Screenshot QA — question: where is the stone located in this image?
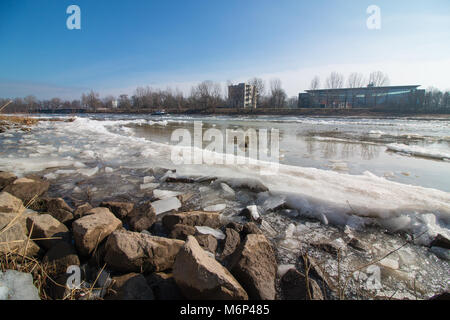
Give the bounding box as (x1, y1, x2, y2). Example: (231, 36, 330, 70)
(0, 172, 17, 190)
(0, 270, 40, 300)
(280, 268, 324, 300)
(0, 192, 24, 213)
(106, 273, 154, 300)
(163, 211, 221, 230)
(242, 222, 263, 236)
(127, 202, 156, 232)
(43, 242, 80, 274)
(72, 208, 122, 256)
(220, 228, 241, 261)
(0, 213, 40, 257)
(104, 230, 184, 273)
(430, 234, 450, 250)
(152, 197, 182, 215)
(226, 222, 243, 233)
(195, 234, 218, 253)
(173, 236, 248, 300)
(73, 203, 93, 219)
(430, 247, 450, 261)
(26, 214, 70, 250)
(46, 198, 74, 225)
(99, 201, 134, 220)
(230, 234, 277, 300)
(146, 272, 184, 300)
(3, 177, 49, 205)
(169, 224, 197, 240)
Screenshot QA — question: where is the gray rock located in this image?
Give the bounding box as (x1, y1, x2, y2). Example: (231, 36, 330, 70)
(280, 268, 324, 300)
(106, 273, 154, 300)
(0, 192, 24, 213)
(3, 177, 49, 205)
(0, 213, 40, 257)
(127, 201, 156, 232)
(26, 214, 70, 250)
(99, 201, 134, 220)
(163, 211, 221, 230)
(0, 172, 17, 191)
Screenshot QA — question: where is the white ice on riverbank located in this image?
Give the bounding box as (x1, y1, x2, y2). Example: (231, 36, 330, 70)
(0, 270, 40, 300)
(1, 116, 449, 245)
(387, 143, 450, 160)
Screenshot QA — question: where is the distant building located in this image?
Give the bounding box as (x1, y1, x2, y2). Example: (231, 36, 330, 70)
(111, 100, 118, 109)
(298, 85, 425, 109)
(228, 83, 258, 109)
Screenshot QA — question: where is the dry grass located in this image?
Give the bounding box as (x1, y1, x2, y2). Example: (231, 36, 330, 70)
(0, 115, 40, 125)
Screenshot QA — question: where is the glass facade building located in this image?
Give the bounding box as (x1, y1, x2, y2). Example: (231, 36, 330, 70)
(299, 85, 424, 109)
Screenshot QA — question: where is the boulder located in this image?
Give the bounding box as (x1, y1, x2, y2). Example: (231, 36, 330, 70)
(99, 201, 134, 220)
(146, 272, 184, 300)
(104, 230, 184, 273)
(43, 242, 80, 274)
(0, 192, 24, 213)
(3, 177, 49, 205)
(0, 213, 40, 257)
(220, 228, 241, 261)
(280, 268, 324, 300)
(195, 234, 218, 254)
(173, 236, 248, 300)
(46, 198, 74, 225)
(430, 234, 450, 250)
(230, 234, 277, 300)
(73, 203, 93, 219)
(127, 202, 156, 232)
(26, 214, 70, 250)
(105, 273, 154, 300)
(0, 172, 17, 190)
(242, 222, 263, 236)
(163, 211, 221, 230)
(72, 208, 122, 256)
(169, 224, 197, 241)
(225, 222, 243, 233)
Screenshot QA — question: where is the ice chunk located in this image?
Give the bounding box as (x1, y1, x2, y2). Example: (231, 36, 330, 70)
(152, 197, 182, 215)
(77, 167, 99, 177)
(143, 176, 155, 183)
(220, 183, 235, 199)
(153, 189, 183, 200)
(0, 270, 40, 300)
(378, 257, 399, 270)
(140, 183, 160, 190)
(277, 264, 296, 277)
(104, 167, 114, 173)
(204, 204, 226, 212)
(246, 205, 261, 222)
(195, 226, 226, 240)
(387, 143, 450, 160)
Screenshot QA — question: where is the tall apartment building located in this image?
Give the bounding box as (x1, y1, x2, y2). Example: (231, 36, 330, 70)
(228, 83, 258, 109)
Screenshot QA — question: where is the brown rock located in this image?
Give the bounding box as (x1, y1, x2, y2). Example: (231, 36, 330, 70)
(0, 192, 24, 213)
(225, 222, 243, 233)
(169, 224, 196, 240)
(127, 202, 156, 232)
(72, 208, 122, 256)
(146, 272, 184, 300)
(0, 212, 40, 256)
(73, 203, 93, 219)
(0, 172, 17, 190)
(280, 268, 324, 300)
(43, 242, 80, 274)
(162, 211, 221, 230)
(26, 214, 71, 250)
(104, 230, 184, 273)
(47, 198, 74, 225)
(3, 177, 49, 204)
(195, 234, 218, 253)
(430, 234, 450, 250)
(230, 234, 277, 300)
(106, 273, 154, 300)
(242, 222, 263, 236)
(100, 201, 134, 220)
(220, 228, 241, 261)
(173, 236, 248, 300)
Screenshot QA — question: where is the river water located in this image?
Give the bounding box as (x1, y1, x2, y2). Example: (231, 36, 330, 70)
(1, 113, 449, 299)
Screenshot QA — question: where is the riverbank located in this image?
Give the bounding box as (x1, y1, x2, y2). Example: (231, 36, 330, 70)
(0, 115, 449, 300)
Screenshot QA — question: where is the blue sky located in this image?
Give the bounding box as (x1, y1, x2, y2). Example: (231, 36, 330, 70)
(0, 0, 449, 99)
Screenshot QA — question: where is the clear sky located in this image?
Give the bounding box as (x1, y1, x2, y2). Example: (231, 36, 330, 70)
(0, 0, 449, 99)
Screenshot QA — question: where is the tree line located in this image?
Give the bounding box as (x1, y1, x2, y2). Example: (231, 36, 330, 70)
(1, 72, 448, 113)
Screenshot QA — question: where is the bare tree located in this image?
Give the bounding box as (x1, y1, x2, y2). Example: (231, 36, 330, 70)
(190, 80, 223, 111)
(310, 76, 320, 90)
(82, 90, 102, 111)
(269, 78, 287, 108)
(347, 73, 366, 88)
(368, 71, 390, 86)
(325, 72, 344, 89)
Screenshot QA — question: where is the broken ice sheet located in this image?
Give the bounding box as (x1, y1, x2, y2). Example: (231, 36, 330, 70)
(152, 189, 183, 200)
(195, 226, 226, 240)
(152, 197, 182, 215)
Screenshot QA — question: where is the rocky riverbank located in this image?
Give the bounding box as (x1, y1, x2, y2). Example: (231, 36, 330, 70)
(0, 167, 449, 301)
